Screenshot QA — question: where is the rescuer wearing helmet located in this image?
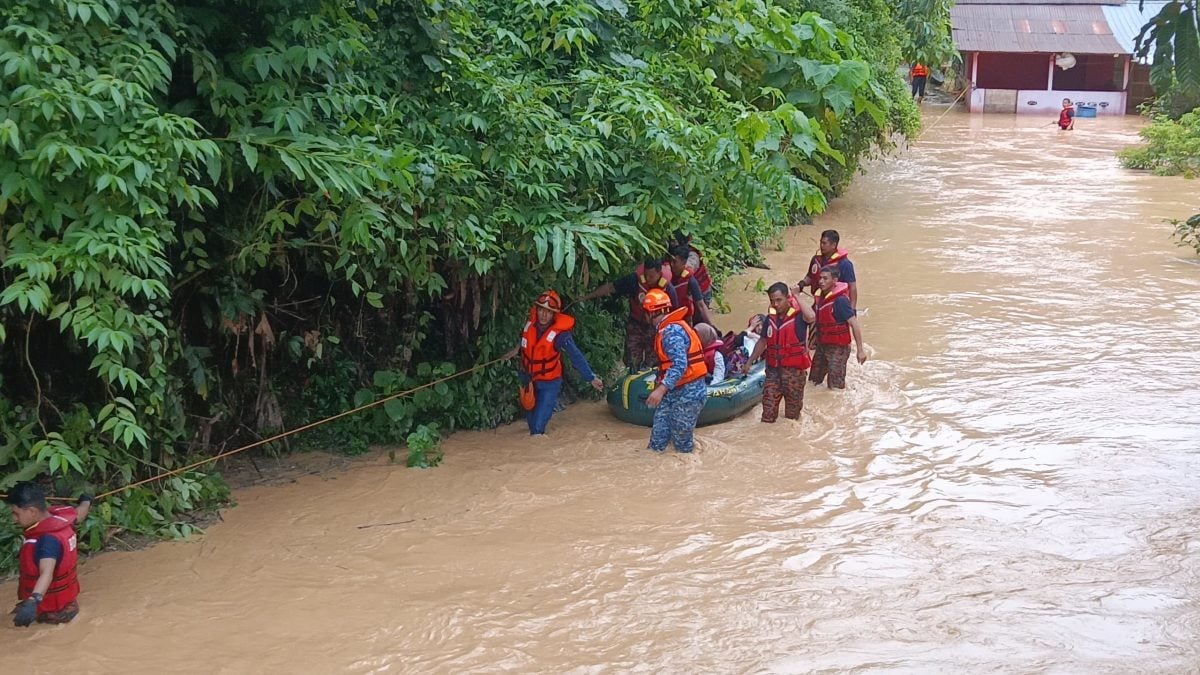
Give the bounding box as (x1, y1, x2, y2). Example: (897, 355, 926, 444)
(579, 258, 680, 370)
(504, 290, 603, 435)
(642, 288, 708, 453)
(6, 482, 92, 627)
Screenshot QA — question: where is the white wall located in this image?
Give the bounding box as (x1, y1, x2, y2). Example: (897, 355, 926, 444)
(969, 88, 1127, 115)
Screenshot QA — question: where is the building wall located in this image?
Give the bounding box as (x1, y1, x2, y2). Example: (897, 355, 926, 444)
(966, 51, 1133, 115)
(976, 52, 1050, 90)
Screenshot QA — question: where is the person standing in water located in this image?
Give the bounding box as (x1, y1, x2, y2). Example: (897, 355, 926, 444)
(667, 245, 715, 327)
(744, 283, 815, 423)
(810, 266, 868, 389)
(643, 289, 708, 453)
(580, 258, 679, 371)
(7, 482, 92, 627)
(803, 229, 857, 309)
(504, 290, 603, 435)
(1058, 98, 1075, 131)
(910, 62, 929, 103)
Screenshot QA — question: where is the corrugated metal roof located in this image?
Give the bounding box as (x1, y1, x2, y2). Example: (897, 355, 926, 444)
(952, 4, 1128, 54)
(1103, 1, 1170, 60)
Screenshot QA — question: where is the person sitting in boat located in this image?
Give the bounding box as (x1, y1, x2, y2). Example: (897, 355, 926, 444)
(693, 322, 726, 383)
(503, 290, 603, 435)
(7, 482, 92, 627)
(809, 266, 868, 389)
(667, 244, 715, 327)
(643, 289, 708, 453)
(669, 230, 714, 306)
(743, 282, 815, 423)
(579, 258, 679, 371)
(723, 313, 766, 375)
(802, 229, 857, 309)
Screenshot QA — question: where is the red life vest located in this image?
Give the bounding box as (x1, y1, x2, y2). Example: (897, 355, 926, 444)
(814, 282, 852, 346)
(18, 506, 80, 613)
(765, 297, 812, 368)
(702, 339, 724, 377)
(911, 63, 928, 78)
(688, 245, 713, 294)
(1058, 107, 1073, 130)
(521, 310, 576, 382)
(654, 307, 707, 388)
(629, 263, 673, 324)
(807, 247, 850, 289)
(670, 269, 696, 324)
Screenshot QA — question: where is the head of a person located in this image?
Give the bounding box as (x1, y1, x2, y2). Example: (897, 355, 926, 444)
(1062, 98, 1072, 108)
(6, 481, 48, 528)
(642, 288, 673, 327)
(533, 290, 562, 328)
(766, 281, 792, 315)
(642, 257, 665, 287)
(819, 229, 840, 256)
(693, 322, 718, 347)
(670, 229, 691, 248)
(668, 244, 690, 275)
(818, 264, 840, 292)
(747, 313, 766, 335)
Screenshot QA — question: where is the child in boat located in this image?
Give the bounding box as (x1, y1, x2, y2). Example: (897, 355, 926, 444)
(723, 314, 766, 374)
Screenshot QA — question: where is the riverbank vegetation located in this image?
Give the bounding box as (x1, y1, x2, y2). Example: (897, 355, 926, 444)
(0, 0, 925, 571)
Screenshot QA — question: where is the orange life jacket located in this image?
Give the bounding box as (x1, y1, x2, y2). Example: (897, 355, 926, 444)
(654, 307, 707, 388)
(911, 63, 928, 77)
(18, 506, 80, 613)
(521, 310, 576, 382)
(814, 282, 852, 346)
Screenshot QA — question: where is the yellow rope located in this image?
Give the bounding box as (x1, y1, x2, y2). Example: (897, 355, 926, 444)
(2, 357, 506, 503)
(916, 85, 970, 142)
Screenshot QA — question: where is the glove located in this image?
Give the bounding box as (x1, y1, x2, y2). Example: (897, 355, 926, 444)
(13, 598, 38, 627)
(78, 493, 94, 505)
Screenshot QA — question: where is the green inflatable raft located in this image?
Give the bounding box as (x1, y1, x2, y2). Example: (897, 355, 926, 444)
(606, 361, 766, 427)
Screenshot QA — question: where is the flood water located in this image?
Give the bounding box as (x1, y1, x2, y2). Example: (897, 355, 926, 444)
(4, 113, 1199, 673)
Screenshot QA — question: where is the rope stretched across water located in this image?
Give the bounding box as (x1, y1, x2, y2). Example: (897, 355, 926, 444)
(915, 85, 970, 142)
(3, 356, 507, 503)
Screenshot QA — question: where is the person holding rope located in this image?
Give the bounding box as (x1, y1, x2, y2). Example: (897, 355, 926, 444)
(504, 290, 603, 435)
(1058, 98, 1076, 131)
(642, 289, 708, 453)
(7, 482, 91, 626)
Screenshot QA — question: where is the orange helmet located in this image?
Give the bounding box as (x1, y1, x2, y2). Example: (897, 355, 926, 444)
(534, 289, 562, 312)
(641, 288, 672, 313)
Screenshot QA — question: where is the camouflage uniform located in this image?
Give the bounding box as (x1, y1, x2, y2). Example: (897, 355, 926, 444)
(648, 324, 708, 452)
(762, 365, 807, 422)
(809, 344, 851, 389)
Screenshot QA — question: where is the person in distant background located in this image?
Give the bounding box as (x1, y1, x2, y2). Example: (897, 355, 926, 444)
(1058, 98, 1075, 131)
(911, 62, 929, 103)
(7, 482, 92, 627)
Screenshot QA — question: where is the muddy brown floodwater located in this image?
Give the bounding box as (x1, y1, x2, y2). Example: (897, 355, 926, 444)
(4, 114, 1200, 673)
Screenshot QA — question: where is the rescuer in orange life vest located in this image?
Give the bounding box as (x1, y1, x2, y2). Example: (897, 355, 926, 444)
(6, 482, 92, 626)
(579, 258, 679, 370)
(910, 62, 929, 103)
(1058, 98, 1075, 131)
(743, 282, 816, 423)
(810, 265, 868, 389)
(643, 288, 708, 453)
(504, 290, 603, 435)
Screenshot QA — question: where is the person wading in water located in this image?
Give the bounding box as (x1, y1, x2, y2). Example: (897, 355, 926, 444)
(803, 229, 858, 309)
(580, 258, 679, 371)
(643, 289, 708, 453)
(744, 282, 816, 423)
(1058, 98, 1075, 131)
(666, 244, 715, 327)
(810, 266, 867, 389)
(7, 482, 92, 627)
(504, 290, 603, 435)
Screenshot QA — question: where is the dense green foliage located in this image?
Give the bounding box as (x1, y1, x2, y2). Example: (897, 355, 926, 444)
(1136, 0, 1200, 117)
(1120, 106, 1200, 254)
(0, 0, 918, 569)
